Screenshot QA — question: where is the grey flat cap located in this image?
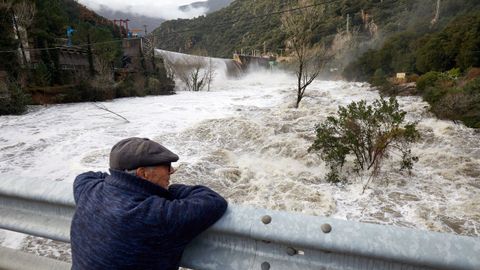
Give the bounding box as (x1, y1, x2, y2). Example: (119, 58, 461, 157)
(110, 137, 179, 170)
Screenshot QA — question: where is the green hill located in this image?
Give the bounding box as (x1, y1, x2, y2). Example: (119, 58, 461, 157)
(153, 0, 480, 63)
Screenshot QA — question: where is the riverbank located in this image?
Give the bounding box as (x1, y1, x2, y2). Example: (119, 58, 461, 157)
(371, 68, 480, 129)
(0, 73, 175, 116)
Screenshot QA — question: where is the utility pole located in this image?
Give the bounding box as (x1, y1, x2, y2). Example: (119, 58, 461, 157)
(143, 24, 148, 36)
(346, 14, 350, 34)
(86, 32, 95, 77)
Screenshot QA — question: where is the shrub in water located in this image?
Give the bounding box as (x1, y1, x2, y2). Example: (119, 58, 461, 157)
(309, 97, 420, 187)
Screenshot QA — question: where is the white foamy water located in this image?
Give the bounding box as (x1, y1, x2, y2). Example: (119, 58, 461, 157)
(1, 71, 479, 261)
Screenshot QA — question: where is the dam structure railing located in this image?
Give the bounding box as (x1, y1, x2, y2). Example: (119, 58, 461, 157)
(0, 178, 479, 270)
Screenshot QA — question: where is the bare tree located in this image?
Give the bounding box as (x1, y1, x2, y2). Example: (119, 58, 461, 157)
(13, 1, 35, 27)
(0, 0, 13, 9)
(176, 57, 209, 91)
(171, 54, 215, 91)
(92, 56, 114, 89)
(282, 0, 326, 108)
(8, 1, 35, 66)
(206, 58, 215, 91)
(161, 57, 177, 80)
(158, 48, 216, 92)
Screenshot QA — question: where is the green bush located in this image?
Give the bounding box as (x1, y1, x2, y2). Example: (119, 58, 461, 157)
(371, 68, 388, 87)
(416, 71, 442, 92)
(446, 68, 461, 80)
(417, 74, 480, 128)
(422, 85, 450, 104)
(115, 76, 136, 98)
(460, 78, 480, 128)
(145, 77, 161, 95)
(0, 82, 31, 115)
(309, 97, 420, 187)
(463, 77, 480, 95)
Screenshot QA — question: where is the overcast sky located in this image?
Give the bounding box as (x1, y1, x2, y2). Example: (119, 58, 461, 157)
(78, 0, 208, 19)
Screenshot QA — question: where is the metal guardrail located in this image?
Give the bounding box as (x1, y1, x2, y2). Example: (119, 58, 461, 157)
(0, 246, 70, 270)
(0, 178, 479, 270)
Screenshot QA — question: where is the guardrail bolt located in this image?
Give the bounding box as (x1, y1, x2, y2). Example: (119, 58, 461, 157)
(262, 215, 272, 224)
(286, 247, 297, 256)
(261, 262, 271, 270)
(321, 223, 332, 233)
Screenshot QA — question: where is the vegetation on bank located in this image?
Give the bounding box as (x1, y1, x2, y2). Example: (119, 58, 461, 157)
(154, 0, 459, 58)
(415, 69, 480, 128)
(0, 0, 174, 116)
(281, 0, 325, 108)
(0, 81, 31, 115)
(344, 10, 480, 128)
(154, 0, 480, 62)
(343, 11, 480, 81)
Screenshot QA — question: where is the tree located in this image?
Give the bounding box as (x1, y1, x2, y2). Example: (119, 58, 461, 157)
(309, 97, 420, 190)
(0, 80, 30, 115)
(176, 56, 211, 91)
(281, 0, 326, 108)
(0, 3, 19, 79)
(12, 0, 36, 66)
(415, 34, 453, 73)
(73, 23, 120, 81)
(166, 49, 215, 92)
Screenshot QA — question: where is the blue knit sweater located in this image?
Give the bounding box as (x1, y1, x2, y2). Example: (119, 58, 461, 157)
(71, 170, 228, 270)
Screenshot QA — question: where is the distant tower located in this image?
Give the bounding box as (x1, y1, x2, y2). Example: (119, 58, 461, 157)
(113, 19, 131, 38)
(124, 19, 130, 37)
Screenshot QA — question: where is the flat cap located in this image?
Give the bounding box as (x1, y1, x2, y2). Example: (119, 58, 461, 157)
(109, 137, 179, 170)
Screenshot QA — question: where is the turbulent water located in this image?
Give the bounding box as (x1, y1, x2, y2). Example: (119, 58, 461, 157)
(0, 70, 479, 261)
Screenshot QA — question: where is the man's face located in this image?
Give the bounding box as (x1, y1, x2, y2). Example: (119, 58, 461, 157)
(137, 164, 175, 189)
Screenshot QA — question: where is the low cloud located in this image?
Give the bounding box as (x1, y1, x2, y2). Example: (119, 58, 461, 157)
(78, 0, 208, 19)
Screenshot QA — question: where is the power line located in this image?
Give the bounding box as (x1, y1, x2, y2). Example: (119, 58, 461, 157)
(154, 0, 343, 37)
(0, 0, 343, 54)
(2, 0, 459, 63)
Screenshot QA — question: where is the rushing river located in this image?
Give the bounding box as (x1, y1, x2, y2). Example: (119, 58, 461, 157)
(0, 70, 479, 261)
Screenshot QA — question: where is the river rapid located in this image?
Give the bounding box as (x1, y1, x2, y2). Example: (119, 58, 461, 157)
(0, 70, 479, 260)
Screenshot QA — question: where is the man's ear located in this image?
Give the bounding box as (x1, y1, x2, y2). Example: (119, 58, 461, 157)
(136, 167, 145, 178)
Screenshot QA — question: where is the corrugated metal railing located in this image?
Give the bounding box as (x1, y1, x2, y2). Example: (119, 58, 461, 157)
(0, 178, 479, 270)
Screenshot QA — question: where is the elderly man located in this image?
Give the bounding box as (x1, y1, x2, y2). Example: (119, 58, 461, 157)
(71, 137, 228, 270)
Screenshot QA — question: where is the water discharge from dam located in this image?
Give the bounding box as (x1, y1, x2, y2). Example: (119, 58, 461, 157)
(0, 69, 479, 260)
(155, 49, 244, 80)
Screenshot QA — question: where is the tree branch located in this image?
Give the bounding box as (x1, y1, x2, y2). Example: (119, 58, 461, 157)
(93, 103, 130, 123)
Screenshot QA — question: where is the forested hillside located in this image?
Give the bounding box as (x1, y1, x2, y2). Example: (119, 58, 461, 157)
(154, 0, 480, 68)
